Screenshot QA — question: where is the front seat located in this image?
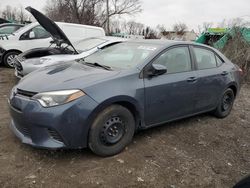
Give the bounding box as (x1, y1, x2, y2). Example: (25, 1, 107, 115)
(174, 53, 189, 72)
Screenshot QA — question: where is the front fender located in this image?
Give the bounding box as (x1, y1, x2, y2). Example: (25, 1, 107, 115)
(1, 49, 22, 62)
(86, 95, 145, 132)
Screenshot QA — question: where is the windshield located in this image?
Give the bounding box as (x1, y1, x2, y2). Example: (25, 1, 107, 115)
(74, 38, 107, 52)
(0, 26, 18, 34)
(84, 42, 159, 69)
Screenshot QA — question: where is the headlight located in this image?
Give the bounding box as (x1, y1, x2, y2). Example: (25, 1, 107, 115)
(26, 58, 50, 65)
(39, 58, 50, 64)
(32, 89, 85, 107)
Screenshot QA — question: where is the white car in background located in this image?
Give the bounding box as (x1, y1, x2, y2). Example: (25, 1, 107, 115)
(0, 6, 105, 67)
(14, 36, 127, 78)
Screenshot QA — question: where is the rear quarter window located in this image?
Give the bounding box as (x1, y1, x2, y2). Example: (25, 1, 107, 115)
(216, 55, 224, 66)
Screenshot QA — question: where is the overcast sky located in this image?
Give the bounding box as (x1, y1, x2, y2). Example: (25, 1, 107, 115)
(1, 0, 250, 31)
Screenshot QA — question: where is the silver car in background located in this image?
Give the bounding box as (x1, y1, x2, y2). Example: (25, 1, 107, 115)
(14, 36, 127, 78)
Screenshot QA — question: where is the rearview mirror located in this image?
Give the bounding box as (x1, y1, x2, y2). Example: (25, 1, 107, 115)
(29, 31, 35, 39)
(146, 64, 167, 77)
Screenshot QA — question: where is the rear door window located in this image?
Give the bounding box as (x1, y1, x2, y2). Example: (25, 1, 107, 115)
(216, 55, 224, 66)
(20, 26, 51, 40)
(32, 26, 51, 39)
(193, 47, 217, 70)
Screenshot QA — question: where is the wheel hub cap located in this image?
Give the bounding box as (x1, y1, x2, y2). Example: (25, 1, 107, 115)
(100, 117, 124, 145)
(7, 54, 17, 67)
(222, 93, 233, 111)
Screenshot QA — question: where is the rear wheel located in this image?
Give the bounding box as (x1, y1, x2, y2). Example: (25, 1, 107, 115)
(214, 88, 235, 118)
(3, 51, 20, 68)
(88, 105, 135, 156)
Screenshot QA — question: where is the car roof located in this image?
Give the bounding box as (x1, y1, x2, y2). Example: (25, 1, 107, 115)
(74, 36, 128, 44)
(91, 36, 128, 42)
(125, 39, 217, 50)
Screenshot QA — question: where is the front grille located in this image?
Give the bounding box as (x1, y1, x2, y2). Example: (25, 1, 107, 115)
(48, 129, 64, 143)
(16, 89, 37, 98)
(15, 123, 31, 137)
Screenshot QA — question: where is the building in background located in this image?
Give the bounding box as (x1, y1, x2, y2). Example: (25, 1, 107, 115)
(112, 33, 145, 39)
(160, 30, 197, 41)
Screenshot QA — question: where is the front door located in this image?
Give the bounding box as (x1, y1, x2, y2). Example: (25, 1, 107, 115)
(144, 46, 198, 126)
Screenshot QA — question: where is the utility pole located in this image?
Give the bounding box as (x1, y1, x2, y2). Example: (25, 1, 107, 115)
(106, 0, 110, 35)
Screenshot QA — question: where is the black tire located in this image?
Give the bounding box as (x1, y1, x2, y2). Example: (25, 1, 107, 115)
(214, 88, 235, 118)
(88, 105, 135, 156)
(3, 51, 20, 68)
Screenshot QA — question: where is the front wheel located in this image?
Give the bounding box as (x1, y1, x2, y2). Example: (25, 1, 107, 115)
(88, 105, 135, 156)
(214, 88, 235, 118)
(3, 51, 20, 68)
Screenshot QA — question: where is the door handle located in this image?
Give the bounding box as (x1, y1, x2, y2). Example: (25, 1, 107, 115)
(221, 71, 229, 76)
(187, 77, 197, 82)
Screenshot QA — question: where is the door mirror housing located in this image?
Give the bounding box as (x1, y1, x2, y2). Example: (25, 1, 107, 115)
(29, 31, 35, 39)
(146, 64, 167, 77)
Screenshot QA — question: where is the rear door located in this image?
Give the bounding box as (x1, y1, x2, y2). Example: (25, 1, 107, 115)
(191, 46, 226, 112)
(144, 45, 198, 126)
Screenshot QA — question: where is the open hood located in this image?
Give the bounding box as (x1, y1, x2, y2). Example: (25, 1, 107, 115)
(25, 6, 77, 53)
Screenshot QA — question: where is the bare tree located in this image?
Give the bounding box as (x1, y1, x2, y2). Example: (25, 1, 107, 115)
(109, 19, 122, 33)
(2, 5, 14, 20)
(198, 22, 213, 34)
(100, 0, 142, 26)
(173, 22, 188, 35)
(1, 5, 29, 23)
(110, 19, 145, 35)
(156, 24, 168, 36)
(144, 26, 158, 39)
(45, 0, 101, 25)
(125, 20, 144, 35)
(227, 18, 250, 28)
(45, 0, 142, 34)
(17, 6, 28, 23)
(217, 18, 250, 80)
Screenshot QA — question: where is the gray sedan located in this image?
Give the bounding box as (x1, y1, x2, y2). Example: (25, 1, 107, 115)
(9, 40, 242, 156)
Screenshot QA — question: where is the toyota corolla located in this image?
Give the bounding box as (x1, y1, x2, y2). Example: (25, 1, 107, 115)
(9, 40, 242, 156)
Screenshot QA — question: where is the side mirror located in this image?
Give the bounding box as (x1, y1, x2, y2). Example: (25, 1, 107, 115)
(146, 64, 167, 77)
(29, 31, 35, 39)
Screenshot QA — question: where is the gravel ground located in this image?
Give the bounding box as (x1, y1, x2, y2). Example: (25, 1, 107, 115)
(0, 67, 250, 188)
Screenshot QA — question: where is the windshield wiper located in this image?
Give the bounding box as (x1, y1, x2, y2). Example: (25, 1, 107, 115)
(83, 61, 112, 71)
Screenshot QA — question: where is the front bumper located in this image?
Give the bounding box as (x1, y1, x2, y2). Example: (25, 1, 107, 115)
(15, 63, 45, 78)
(14, 69, 23, 79)
(0, 47, 6, 63)
(13, 56, 25, 78)
(9, 92, 98, 149)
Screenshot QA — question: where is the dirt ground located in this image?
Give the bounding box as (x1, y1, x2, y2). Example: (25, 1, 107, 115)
(0, 67, 250, 188)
